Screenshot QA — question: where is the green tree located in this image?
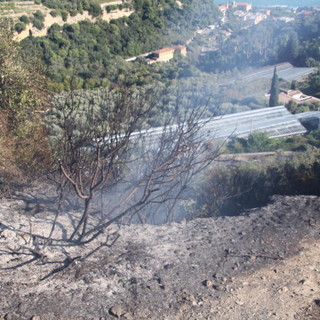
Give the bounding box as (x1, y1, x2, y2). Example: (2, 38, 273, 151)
(269, 66, 279, 107)
(285, 100, 298, 114)
(306, 69, 320, 98)
(14, 21, 26, 33)
(60, 10, 68, 21)
(88, 2, 102, 17)
(19, 15, 30, 24)
(0, 18, 50, 175)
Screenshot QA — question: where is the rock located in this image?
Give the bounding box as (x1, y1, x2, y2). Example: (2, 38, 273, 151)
(213, 285, 223, 291)
(109, 306, 125, 318)
(31, 317, 41, 320)
(236, 300, 244, 306)
(163, 263, 174, 270)
(202, 279, 212, 288)
(122, 313, 134, 320)
(182, 289, 191, 296)
(1, 229, 16, 240)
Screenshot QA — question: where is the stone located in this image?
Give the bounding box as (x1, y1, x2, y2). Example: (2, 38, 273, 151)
(213, 285, 223, 291)
(122, 313, 134, 320)
(31, 317, 41, 320)
(278, 286, 288, 293)
(1, 229, 16, 240)
(109, 306, 125, 318)
(202, 279, 212, 288)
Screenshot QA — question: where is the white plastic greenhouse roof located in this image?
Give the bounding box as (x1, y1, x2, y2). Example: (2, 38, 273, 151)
(201, 106, 307, 139)
(132, 106, 307, 149)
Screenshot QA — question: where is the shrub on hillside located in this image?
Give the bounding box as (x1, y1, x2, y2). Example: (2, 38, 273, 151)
(196, 148, 320, 217)
(50, 10, 57, 17)
(14, 21, 26, 33)
(19, 15, 30, 24)
(0, 18, 51, 188)
(60, 10, 68, 21)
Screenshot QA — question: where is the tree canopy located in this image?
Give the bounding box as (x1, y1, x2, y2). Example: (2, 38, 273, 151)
(269, 66, 279, 107)
(0, 18, 50, 177)
(20, 0, 219, 91)
(198, 12, 320, 73)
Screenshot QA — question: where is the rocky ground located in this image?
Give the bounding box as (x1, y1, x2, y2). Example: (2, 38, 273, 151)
(0, 188, 320, 319)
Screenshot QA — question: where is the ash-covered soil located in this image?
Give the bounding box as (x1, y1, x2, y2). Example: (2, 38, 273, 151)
(1, 192, 320, 320)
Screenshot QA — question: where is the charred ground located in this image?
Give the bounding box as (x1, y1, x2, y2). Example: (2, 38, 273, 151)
(1, 191, 320, 319)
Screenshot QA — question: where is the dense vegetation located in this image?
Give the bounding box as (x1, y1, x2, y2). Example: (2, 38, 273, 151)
(0, 19, 50, 192)
(40, 0, 102, 18)
(21, 0, 219, 91)
(189, 131, 320, 217)
(227, 130, 320, 154)
(199, 11, 320, 73)
(18, 5, 320, 92)
(197, 148, 320, 217)
(303, 68, 320, 98)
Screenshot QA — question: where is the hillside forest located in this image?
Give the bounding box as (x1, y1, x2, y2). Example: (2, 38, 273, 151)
(17, 2, 320, 92)
(21, 0, 220, 91)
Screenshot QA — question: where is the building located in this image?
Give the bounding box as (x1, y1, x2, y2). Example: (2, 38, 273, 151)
(279, 90, 320, 105)
(237, 2, 252, 12)
(277, 17, 295, 23)
(151, 47, 175, 62)
(150, 45, 187, 63)
(126, 45, 187, 64)
(246, 13, 265, 25)
(173, 45, 187, 56)
(218, 4, 228, 14)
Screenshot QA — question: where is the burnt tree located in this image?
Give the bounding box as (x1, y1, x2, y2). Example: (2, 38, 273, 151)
(47, 86, 222, 245)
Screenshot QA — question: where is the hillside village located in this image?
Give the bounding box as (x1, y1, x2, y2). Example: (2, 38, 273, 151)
(218, 2, 270, 25)
(218, 1, 320, 24)
(197, 2, 320, 55)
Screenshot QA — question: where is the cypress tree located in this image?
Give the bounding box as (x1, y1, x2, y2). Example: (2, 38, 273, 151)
(269, 66, 279, 107)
